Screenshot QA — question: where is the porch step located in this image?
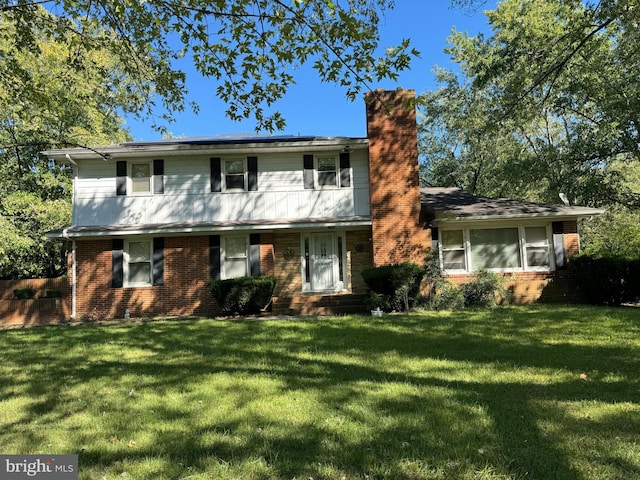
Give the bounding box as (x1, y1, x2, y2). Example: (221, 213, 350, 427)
(272, 293, 369, 316)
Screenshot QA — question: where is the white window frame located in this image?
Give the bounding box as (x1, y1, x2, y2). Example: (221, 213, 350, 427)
(522, 225, 554, 271)
(315, 155, 340, 189)
(301, 232, 347, 292)
(221, 235, 249, 279)
(439, 224, 555, 274)
(224, 158, 247, 191)
(124, 239, 153, 287)
(440, 229, 468, 273)
(128, 161, 153, 195)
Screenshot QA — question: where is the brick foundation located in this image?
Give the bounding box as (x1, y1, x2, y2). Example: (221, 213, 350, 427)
(446, 271, 580, 304)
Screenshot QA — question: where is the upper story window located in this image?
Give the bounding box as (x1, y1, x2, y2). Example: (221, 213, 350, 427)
(440, 225, 553, 273)
(225, 159, 246, 190)
(116, 159, 164, 196)
(211, 157, 258, 193)
(130, 163, 151, 194)
(316, 156, 338, 187)
(304, 152, 351, 190)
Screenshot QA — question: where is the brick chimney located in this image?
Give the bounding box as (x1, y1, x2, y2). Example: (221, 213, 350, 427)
(366, 88, 428, 267)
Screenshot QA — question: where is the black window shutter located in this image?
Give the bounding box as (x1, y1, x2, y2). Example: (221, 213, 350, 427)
(249, 233, 261, 277)
(153, 159, 164, 194)
(247, 156, 258, 191)
(112, 239, 124, 288)
(152, 237, 164, 286)
(552, 221, 566, 269)
(339, 152, 351, 187)
(209, 235, 221, 280)
(303, 154, 314, 189)
(210, 157, 222, 193)
(431, 227, 439, 249)
(116, 161, 127, 196)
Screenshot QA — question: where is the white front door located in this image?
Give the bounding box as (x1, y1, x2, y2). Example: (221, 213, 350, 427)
(311, 233, 336, 291)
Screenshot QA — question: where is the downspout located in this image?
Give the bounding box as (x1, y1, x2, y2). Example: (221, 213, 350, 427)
(64, 153, 78, 319)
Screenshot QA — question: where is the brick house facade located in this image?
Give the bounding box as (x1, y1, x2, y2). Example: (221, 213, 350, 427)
(11, 87, 601, 324)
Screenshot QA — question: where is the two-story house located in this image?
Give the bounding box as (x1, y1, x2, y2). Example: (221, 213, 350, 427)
(45, 88, 602, 319)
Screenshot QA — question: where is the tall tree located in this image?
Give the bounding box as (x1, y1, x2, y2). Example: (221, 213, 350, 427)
(0, 10, 134, 278)
(420, 0, 640, 209)
(1, 0, 419, 132)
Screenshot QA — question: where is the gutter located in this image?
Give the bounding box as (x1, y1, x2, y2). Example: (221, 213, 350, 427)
(431, 209, 605, 225)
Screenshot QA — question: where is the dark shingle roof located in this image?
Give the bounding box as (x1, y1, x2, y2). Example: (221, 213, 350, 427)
(421, 187, 604, 222)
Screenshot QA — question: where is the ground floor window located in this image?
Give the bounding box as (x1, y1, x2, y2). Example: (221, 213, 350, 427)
(301, 232, 346, 292)
(125, 240, 152, 286)
(222, 235, 249, 279)
(440, 225, 553, 273)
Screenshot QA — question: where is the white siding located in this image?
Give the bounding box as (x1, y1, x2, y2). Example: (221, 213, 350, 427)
(74, 150, 370, 226)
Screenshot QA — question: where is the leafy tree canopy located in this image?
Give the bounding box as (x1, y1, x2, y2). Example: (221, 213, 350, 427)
(1, 0, 419, 133)
(419, 0, 640, 210)
(0, 10, 133, 278)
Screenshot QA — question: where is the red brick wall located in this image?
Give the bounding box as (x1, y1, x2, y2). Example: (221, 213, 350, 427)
(75, 236, 218, 320)
(272, 232, 303, 297)
(0, 277, 72, 326)
(446, 271, 580, 304)
(563, 220, 580, 259)
(271, 230, 374, 297)
(366, 88, 429, 266)
(346, 230, 374, 294)
(260, 233, 275, 276)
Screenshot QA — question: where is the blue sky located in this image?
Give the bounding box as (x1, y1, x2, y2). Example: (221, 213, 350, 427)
(124, 1, 498, 141)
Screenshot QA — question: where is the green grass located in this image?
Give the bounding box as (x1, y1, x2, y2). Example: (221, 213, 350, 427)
(1, 305, 639, 479)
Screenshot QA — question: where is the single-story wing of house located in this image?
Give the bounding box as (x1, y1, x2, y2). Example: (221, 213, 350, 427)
(422, 187, 604, 302)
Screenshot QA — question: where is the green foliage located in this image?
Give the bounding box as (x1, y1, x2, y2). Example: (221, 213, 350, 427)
(43, 289, 63, 298)
(569, 256, 640, 306)
(361, 263, 425, 312)
(418, 0, 640, 210)
(580, 208, 640, 260)
(0, 192, 71, 279)
(3, 1, 418, 132)
(426, 280, 465, 311)
(461, 270, 506, 308)
(0, 12, 133, 278)
(207, 276, 277, 316)
(2, 307, 639, 480)
(364, 290, 391, 312)
(12, 288, 35, 299)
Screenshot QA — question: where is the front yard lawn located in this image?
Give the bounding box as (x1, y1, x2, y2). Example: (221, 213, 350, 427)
(1, 305, 639, 479)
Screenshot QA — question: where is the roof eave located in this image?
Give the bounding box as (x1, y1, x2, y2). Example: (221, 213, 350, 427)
(432, 209, 605, 225)
(43, 137, 369, 163)
(47, 217, 373, 239)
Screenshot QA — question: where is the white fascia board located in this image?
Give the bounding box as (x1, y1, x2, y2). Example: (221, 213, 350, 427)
(431, 209, 605, 227)
(48, 219, 373, 239)
(43, 138, 369, 164)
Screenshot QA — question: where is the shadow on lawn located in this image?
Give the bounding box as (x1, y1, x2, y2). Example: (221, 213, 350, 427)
(1, 310, 639, 479)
